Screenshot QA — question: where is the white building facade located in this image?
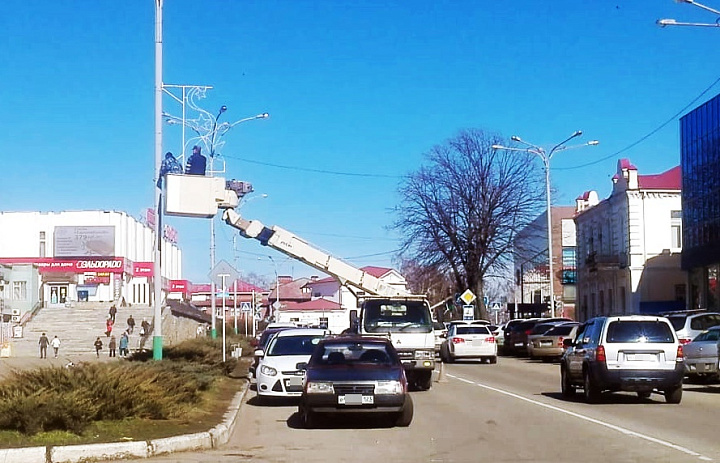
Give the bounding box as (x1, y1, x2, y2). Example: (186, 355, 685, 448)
(0, 210, 182, 316)
(575, 160, 685, 320)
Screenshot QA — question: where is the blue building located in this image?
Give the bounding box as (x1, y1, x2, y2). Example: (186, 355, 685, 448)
(680, 94, 720, 311)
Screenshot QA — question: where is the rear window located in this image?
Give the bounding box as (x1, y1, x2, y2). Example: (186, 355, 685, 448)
(530, 323, 556, 335)
(545, 324, 577, 336)
(605, 321, 675, 344)
(456, 326, 491, 335)
(693, 329, 720, 342)
(666, 316, 686, 331)
(691, 314, 720, 331)
(267, 335, 323, 356)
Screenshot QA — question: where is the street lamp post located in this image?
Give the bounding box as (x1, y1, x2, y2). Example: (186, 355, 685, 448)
(152, 0, 164, 360)
(260, 256, 280, 322)
(492, 132, 599, 317)
(658, 0, 720, 27)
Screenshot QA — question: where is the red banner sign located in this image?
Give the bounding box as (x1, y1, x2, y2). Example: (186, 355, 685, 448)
(132, 262, 154, 277)
(38, 258, 125, 274)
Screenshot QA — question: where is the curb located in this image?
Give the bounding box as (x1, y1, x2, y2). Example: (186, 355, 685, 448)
(0, 382, 249, 463)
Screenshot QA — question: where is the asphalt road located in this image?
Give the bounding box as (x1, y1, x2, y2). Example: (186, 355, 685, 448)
(109, 356, 720, 463)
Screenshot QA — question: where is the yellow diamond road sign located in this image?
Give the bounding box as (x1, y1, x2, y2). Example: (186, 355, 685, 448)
(459, 289, 476, 305)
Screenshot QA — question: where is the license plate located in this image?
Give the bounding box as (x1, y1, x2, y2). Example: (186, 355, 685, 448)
(626, 353, 656, 361)
(338, 394, 374, 405)
(285, 377, 302, 387)
(514, 343, 524, 347)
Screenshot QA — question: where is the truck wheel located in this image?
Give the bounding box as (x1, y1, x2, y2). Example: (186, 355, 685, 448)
(415, 370, 433, 390)
(395, 395, 414, 427)
(664, 385, 682, 404)
(488, 356, 497, 364)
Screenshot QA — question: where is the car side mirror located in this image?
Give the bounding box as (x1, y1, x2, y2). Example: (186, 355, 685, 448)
(296, 362, 308, 371)
(562, 339, 573, 348)
(254, 349, 265, 357)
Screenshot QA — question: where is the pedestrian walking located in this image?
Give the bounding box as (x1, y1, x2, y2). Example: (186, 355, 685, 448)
(94, 337, 103, 357)
(108, 304, 117, 322)
(105, 315, 114, 337)
(38, 332, 49, 359)
(50, 335, 61, 358)
(119, 331, 129, 356)
(108, 335, 117, 357)
(126, 314, 135, 334)
(140, 318, 150, 337)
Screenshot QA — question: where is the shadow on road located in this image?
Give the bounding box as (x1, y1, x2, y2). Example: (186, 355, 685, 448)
(286, 411, 396, 430)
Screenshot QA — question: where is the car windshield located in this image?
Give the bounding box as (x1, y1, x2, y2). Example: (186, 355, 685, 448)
(693, 329, 720, 342)
(267, 335, 323, 356)
(313, 341, 396, 365)
(363, 300, 432, 333)
(605, 321, 675, 344)
(456, 326, 490, 335)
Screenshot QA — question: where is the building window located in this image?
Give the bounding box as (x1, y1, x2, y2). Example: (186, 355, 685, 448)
(12, 281, 27, 301)
(671, 210, 682, 249)
(39, 231, 46, 257)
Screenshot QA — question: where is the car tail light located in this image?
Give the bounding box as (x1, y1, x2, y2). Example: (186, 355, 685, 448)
(452, 337, 465, 344)
(596, 345, 606, 363)
(525, 329, 532, 336)
(486, 336, 495, 343)
(678, 338, 692, 345)
(676, 345, 684, 361)
(557, 336, 564, 347)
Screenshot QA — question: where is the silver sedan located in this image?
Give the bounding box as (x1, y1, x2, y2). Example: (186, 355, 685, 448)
(684, 325, 720, 382)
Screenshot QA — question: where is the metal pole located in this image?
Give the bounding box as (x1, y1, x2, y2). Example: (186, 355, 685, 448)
(210, 219, 216, 338)
(220, 273, 228, 362)
(544, 157, 555, 318)
(251, 289, 256, 338)
(234, 279, 238, 335)
(152, 0, 164, 361)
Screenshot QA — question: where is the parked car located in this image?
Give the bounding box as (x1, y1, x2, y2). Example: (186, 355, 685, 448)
(495, 323, 507, 352)
(501, 319, 525, 355)
(529, 322, 579, 362)
(440, 322, 497, 364)
(249, 326, 294, 379)
(433, 321, 447, 354)
(662, 310, 720, 345)
(255, 328, 328, 402)
(560, 315, 684, 403)
(509, 318, 571, 356)
(683, 325, 720, 382)
(526, 321, 571, 358)
(298, 335, 413, 428)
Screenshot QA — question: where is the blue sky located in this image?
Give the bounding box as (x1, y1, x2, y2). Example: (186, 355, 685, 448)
(2, 0, 718, 285)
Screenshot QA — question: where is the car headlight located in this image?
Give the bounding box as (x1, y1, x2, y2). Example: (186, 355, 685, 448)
(375, 380, 403, 395)
(259, 365, 277, 376)
(414, 350, 434, 360)
(305, 381, 334, 394)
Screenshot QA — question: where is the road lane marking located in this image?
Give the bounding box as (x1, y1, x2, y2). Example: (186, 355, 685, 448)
(447, 373, 712, 461)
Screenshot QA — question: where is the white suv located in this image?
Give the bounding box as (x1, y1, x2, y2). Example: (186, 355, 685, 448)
(663, 310, 720, 345)
(560, 315, 684, 403)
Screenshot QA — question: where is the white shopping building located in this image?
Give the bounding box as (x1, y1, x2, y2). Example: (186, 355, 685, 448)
(0, 210, 182, 318)
(574, 159, 685, 320)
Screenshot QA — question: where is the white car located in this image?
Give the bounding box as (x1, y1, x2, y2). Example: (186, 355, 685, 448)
(440, 322, 497, 364)
(255, 328, 328, 402)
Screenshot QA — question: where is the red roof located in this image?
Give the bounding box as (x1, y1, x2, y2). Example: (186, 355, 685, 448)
(283, 298, 343, 311)
(576, 191, 592, 201)
(308, 266, 394, 285)
(638, 165, 681, 190)
(190, 280, 265, 293)
(618, 158, 637, 170)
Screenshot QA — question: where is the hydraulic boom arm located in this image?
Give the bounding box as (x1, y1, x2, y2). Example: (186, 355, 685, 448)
(222, 209, 409, 297)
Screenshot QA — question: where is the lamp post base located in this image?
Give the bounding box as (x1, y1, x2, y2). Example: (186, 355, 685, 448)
(153, 336, 163, 360)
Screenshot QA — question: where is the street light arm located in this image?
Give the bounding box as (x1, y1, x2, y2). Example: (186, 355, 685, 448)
(548, 131, 583, 159)
(679, 0, 720, 16)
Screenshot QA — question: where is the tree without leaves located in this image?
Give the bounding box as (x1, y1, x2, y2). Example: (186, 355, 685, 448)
(393, 129, 546, 320)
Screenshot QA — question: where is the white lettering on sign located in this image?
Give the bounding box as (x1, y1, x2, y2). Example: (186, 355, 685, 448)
(76, 260, 123, 270)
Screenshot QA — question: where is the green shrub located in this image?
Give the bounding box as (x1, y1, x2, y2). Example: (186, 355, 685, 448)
(0, 337, 240, 435)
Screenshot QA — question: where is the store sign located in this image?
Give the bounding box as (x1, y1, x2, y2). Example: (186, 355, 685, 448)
(83, 272, 111, 285)
(38, 258, 125, 274)
(132, 262, 154, 277)
(170, 280, 189, 292)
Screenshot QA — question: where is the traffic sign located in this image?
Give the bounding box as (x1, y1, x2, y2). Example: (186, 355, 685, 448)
(462, 304, 474, 320)
(240, 302, 252, 313)
(459, 289, 476, 305)
(490, 302, 502, 312)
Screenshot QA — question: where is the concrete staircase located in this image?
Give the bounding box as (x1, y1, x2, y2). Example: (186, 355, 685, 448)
(9, 302, 156, 358)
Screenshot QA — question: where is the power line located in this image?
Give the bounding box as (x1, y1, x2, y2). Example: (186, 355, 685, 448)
(224, 154, 403, 179)
(555, 75, 720, 171)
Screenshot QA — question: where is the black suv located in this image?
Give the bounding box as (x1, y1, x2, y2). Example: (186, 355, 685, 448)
(298, 335, 413, 428)
(560, 315, 684, 403)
